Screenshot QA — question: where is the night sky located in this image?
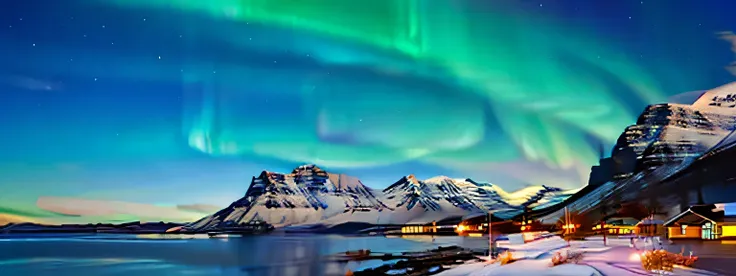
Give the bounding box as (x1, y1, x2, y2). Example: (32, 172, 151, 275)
(1, 0, 735, 223)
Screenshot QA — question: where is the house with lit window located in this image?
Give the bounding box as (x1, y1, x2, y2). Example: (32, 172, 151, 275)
(455, 213, 545, 236)
(398, 217, 462, 235)
(400, 224, 436, 234)
(663, 204, 736, 240)
(592, 217, 638, 235)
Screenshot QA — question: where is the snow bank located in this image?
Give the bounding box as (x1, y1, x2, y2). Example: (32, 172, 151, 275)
(441, 237, 720, 276)
(437, 259, 602, 276)
(499, 236, 569, 259)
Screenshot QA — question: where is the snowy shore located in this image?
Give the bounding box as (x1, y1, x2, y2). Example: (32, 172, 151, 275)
(437, 236, 720, 276)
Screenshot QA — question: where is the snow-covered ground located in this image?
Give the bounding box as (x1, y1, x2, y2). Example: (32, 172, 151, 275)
(438, 236, 720, 276)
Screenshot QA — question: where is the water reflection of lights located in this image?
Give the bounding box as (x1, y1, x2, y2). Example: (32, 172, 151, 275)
(135, 234, 211, 239)
(398, 235, 435, 243)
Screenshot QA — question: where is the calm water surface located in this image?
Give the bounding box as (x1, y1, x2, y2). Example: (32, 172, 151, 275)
(0, 234, 488, 276)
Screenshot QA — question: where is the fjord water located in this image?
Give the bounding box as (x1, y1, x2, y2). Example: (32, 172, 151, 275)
(0, 234, 487, 276)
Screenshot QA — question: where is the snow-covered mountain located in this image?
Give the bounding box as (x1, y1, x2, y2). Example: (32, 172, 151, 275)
(383, 175, 564, 212)
(185, 165, 574, 231)
(612, 82, 736, 174)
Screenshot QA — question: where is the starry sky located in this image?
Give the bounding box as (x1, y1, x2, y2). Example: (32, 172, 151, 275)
(1, 0, 735, 224)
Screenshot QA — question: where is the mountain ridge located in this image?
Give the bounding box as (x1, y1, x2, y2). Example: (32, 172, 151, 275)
(184, 165, 574, 231)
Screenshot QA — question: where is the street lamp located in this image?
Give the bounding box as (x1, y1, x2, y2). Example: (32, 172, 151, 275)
(487, 210, 500, 261)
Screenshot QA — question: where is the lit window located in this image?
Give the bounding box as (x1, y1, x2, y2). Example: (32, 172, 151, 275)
(681, 225, 687, 235)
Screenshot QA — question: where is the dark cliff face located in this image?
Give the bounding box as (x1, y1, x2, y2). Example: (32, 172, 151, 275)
(614, 104, 716, 157)
(611, 103, 735, 177)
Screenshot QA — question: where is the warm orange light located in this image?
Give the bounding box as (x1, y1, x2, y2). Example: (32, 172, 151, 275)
(562, 224, 577, 229)
(456, 225, 465, 232)
(723, 226, 736, 237)
(520, 226, 526, 231)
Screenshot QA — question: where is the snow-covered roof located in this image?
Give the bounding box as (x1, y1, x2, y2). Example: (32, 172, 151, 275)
(663, 208, 717, 227)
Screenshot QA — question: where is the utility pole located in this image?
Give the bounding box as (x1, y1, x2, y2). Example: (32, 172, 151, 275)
(602, 221, 607, 246)
(562, 206, 570, 237)
(488, 211, 493, 261)
(562, 206, 570, 246)
(562, 206, 574, 246)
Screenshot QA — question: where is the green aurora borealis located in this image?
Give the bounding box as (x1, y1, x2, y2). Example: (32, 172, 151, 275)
(1, 0, 735, 223)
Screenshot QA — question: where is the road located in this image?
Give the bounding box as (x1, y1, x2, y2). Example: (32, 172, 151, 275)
(663, 240, 736, 275)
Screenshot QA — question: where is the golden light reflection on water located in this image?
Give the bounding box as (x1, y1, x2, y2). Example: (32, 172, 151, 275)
(134, 234, 210, 239)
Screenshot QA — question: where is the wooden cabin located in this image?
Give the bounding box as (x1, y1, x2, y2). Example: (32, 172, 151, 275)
(663, 204, 736, 240)
(664, 207, 721, 240)
(661, 204, 736, 240)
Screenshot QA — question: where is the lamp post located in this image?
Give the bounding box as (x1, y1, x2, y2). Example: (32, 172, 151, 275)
(487, 210, 500, 261)
(564, 206, 570, 246)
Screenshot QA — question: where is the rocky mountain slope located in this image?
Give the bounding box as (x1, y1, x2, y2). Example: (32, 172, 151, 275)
(185, 165, 574, 231)
(612, 82, 736, 174)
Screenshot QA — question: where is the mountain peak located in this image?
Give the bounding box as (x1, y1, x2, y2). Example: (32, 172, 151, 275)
(423, 175, 456, 184)
(291, 164, 325, 174)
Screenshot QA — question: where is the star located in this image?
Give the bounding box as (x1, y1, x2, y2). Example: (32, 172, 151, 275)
(158, 56, 161, 60)
(102, 25, 106, 28)
(539, 3, 543, 7)
(94, 78, 98, 81)
(32, 43, 35, 47)
(143, 18, 147, 21)
(628, 16, 632, 19)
